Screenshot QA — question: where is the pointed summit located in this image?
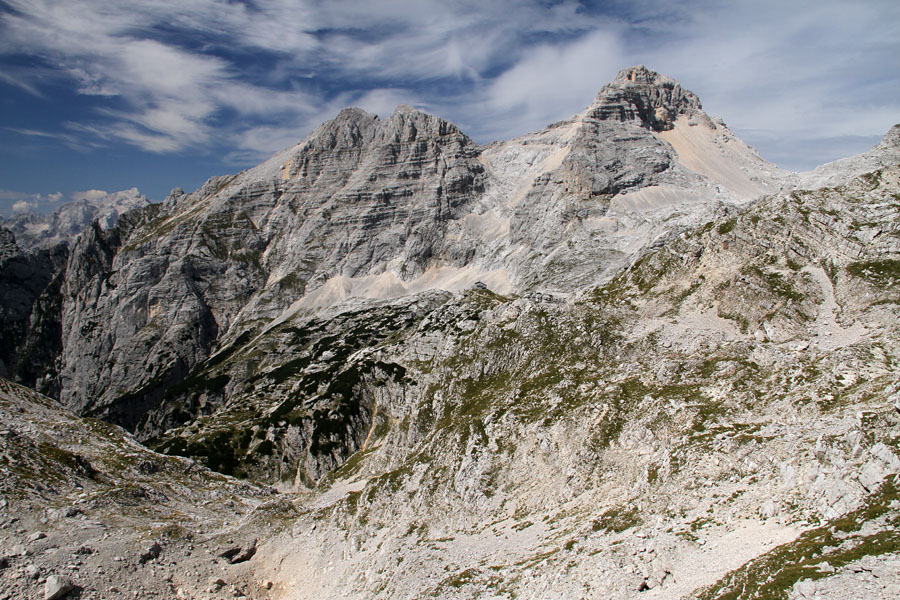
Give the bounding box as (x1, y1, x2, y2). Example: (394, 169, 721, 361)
(588, 65, 702, 131)
(309, 107, 380, 152)
(378, 104, 466, 143)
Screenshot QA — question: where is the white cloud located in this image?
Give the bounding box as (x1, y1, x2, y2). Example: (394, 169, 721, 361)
(0, 69, 43, 96)
(0, 190, 65, 217)
(472, 28, 626, 139)
(12, 200, 37, 214)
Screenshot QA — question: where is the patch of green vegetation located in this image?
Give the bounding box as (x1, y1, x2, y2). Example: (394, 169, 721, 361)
(589, 271, 631, 306)
(676, 529, 699, 542)
(37, 442, 97, 480)
(450, 372, 512, 420)
(205, 331, 252, 369)
(464, 287, 510, 309)
(821, 259, 838, 284)
(438, 568, 479, 591)
(120, 204, 201, 251)
(672, 279, 703, 307)
(165, 424, 253, 476)
(628, 251, 680, 294)
(745, 265, 806, 302)
(846, 259, 900, 287)
(717, 309, 750, 333)
(512, 520, 533, 532)
(212, 174, 238, 195)
(698, 356, 727, 378)
(689, 516, 715, 531)
(698, 475, 900, 600)
(164, 373, 230, 400)
(717, 219, 736, 235)
(592, 505, 641, 533)
(859, 169, 883, 187)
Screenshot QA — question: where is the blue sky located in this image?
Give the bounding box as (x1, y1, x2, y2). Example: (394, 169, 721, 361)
(1, 0, 898, 216)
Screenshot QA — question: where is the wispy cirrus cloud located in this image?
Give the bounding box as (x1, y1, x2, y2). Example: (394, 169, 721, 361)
(0, 0, 897, 174)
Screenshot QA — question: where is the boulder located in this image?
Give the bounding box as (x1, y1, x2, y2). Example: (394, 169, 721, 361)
(44, 574, 75, 600)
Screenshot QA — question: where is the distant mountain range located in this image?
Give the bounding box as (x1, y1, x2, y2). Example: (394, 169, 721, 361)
(1, 188, 149, 250)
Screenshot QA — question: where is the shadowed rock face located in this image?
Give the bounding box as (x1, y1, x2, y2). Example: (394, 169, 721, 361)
(0, 227, 68, 394)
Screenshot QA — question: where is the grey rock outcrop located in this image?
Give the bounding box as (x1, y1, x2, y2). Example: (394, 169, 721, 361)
(0, 377, 282, 599)
(0, 66, 854, 461)
(586, 64, 702, 130)
(798, 123, 900, 189)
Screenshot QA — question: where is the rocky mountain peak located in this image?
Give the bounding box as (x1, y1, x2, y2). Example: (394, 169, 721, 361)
(309, 107, 380, 152)
(282, 104, 473, 182)
(880, 123, 900, 148)
(588, 65, 702, 131)
(378, 103, 467, 143)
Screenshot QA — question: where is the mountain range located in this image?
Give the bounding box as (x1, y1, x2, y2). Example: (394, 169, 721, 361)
(1, 66, 899, 600)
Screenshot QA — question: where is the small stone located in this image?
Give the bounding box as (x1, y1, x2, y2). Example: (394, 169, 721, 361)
(815, 561, 835, 574)
(44, 574, 75, 600)
(139, 541, 162, 564)
(208, 577, 226, 590)
(220, 539, 257, 564)
(24, 564, 41, 579)
(794, 578, 817, 598)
